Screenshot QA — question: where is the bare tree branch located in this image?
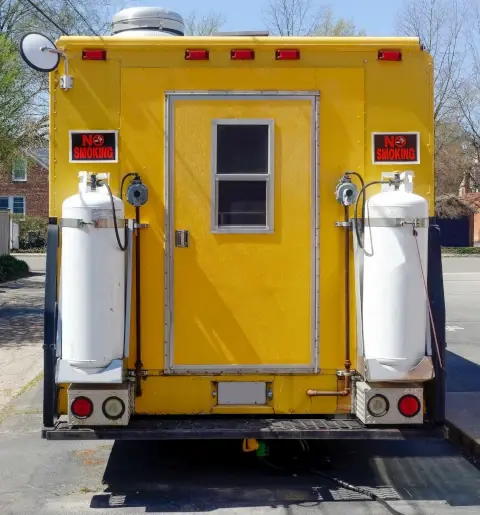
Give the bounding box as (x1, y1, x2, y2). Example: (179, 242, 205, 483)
(263, 0, 363, 36)
(184, 10, 226, 36)
(396, 0, 468, 123)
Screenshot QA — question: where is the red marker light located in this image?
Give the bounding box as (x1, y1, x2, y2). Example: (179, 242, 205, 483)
(185, 49, 209, 60)
(398, 394, 421, 418)
(71, 396, 94, 419)
(276, 49, 300, 60)
(378, 50, 402, 61)
(82, 49, 107, 61)
(231, 49, 255, 60)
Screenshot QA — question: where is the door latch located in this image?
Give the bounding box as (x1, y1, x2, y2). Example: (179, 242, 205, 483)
(175, 230, 189, 248)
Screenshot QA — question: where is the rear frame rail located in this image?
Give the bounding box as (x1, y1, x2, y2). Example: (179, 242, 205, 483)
(43, 417, 444, 441)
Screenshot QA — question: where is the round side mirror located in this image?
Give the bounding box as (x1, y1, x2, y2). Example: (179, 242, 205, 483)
(20, 32, 60, 72)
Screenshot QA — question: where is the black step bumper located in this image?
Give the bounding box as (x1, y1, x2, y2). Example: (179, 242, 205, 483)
(42, 417, 444, 441)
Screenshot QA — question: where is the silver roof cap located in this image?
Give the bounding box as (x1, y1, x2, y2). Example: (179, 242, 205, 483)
(112, 7, 184, 36)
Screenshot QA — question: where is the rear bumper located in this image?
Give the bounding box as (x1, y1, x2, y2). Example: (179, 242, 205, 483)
(42, 416, 444, 441)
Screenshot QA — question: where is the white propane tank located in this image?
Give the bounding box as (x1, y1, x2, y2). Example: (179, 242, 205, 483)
(362, 173, 429, 373)
(111, 7, 185, 37)
(60, 173, 125, 374)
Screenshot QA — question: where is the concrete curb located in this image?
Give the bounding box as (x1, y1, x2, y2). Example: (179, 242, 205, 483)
(441, 254, 480, 258)
(444, 420, 480, 462)
(11, 253, 46, 257)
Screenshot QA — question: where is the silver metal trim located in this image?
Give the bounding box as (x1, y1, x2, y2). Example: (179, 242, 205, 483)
(364, 217, 429, 228)
(124, 220, 134, 358)
(211, 118, 274, 234)
(352, 219, 365, 359)
(60, 217, 126, 229)
(312, 93, 320, 373)
(164, 92, 173, 371)
(55, 359, 124, 384)
(358, 355, 435, 382)
(164, 91, 320, 375)
(165, 90, 321, 97)
(168, 364, 316, 375)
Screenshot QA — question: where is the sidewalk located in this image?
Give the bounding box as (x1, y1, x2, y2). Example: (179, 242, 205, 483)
(442, 263, 480, 457)
(0, 275, 44, 414)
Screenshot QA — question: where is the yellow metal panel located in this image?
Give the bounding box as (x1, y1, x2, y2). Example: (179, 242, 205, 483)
(49, 58, 121, 216)
(59, 35, 422, 51)
(273, 375, 339, 414)
(364, 51, 434, 210)
(135, 376, 214, 415)
(133, 374, 342, 415)
(120, 69, 166, 370)
(172, 98, 313, 369)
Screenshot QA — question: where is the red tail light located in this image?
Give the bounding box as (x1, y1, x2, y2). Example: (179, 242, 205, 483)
(231, 49, 255, 60)
(275, 49, 300, 60)
(82, 49, 107, 61)
(378, 50, 402, 61)
(398, 394, 421, 418)
(185, 49, 209, 61)
(71, 396, 93, 419)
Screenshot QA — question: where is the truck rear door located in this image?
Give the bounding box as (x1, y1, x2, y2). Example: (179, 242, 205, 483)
(165, 93, 319, 374)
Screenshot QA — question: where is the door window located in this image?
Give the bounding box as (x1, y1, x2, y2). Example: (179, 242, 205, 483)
(212, 120, 274, 233)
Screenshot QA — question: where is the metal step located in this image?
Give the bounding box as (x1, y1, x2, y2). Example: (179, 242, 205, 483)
(43, 417, 443, 441)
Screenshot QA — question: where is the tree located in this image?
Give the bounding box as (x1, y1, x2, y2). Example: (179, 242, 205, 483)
(395, 0, 468, 125)
(0, 0, 127, 158)
(184, 10, 226, 36)
(454, 1, 480, 166)
(0, 34, 45, 161)
(262, 0, 364, 36)
(396, 0, 476, 197)
(313, 6, 365, 37)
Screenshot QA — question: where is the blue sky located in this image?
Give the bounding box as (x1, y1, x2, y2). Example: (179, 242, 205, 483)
(133, 0, 406, 36)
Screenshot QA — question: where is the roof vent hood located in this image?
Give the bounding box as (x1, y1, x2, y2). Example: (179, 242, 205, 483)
(111, 7, 184, 37)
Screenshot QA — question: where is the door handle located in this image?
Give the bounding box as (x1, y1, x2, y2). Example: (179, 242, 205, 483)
(175, 230, 189, 248)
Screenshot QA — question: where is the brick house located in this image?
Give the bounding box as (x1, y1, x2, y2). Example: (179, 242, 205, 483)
(458, 192, 480, 245)
(0, 148, 49, 219)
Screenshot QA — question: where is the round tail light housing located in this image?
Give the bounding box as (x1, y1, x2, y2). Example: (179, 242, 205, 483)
(398, 394, 421, 418)
(71, 396, 93, 419)
(102, 396, 126, 420)
(367, 394, 389, 418)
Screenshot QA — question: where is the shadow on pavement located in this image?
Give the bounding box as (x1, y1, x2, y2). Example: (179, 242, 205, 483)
(0, 276, 44, 348)
(91, 438, 480, 511)
(446, 350, 480, 393)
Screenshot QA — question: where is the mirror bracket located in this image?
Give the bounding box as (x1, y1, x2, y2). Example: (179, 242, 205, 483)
(42, 47, 73, 91)
(60, 73, 73, 91)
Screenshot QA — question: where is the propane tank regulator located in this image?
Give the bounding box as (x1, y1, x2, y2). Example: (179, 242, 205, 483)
(335, 176, 359, 207)
(126, 177, 148, 207)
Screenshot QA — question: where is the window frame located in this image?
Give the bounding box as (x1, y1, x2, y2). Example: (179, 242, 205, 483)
(12, 196, 26, 216)
(12, 157, 28, 182)
(211, 119, 275, 234)
(0, 196, 26, 217)
(0, 197, 9, 211)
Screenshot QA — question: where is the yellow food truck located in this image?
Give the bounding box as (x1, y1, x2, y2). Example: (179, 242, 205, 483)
(19, 6, 446, 441)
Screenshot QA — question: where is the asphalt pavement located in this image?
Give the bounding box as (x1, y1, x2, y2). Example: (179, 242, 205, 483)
(0, 256, 480, 514)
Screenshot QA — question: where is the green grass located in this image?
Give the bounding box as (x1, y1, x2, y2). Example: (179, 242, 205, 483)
(441, 247, 480, 255)
(0, 254, 30, 283)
